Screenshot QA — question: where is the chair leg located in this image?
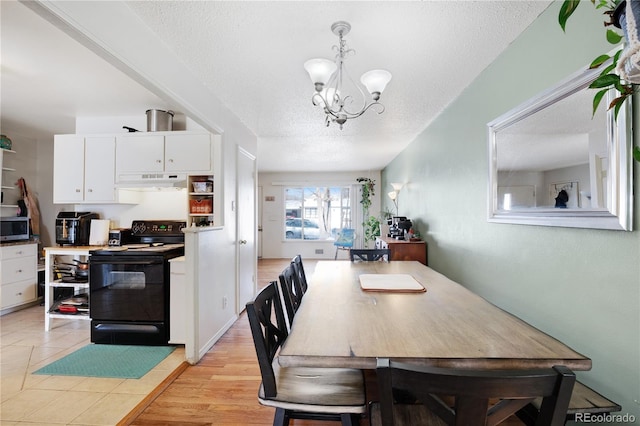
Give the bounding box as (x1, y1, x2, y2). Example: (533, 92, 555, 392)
(335, 247, 339, 260)
(339, 412, 359, 426)
(273, 407, 290, 426)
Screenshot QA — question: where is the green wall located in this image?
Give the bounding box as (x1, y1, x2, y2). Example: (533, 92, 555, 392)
(383, 2, 640, 424)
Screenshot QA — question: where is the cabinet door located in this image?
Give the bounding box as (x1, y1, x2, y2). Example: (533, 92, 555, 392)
(85, 137, 116, 202)
(116, 135, 164, 174)
(165, 133, 211, 172)
(53, 135, 85, 203)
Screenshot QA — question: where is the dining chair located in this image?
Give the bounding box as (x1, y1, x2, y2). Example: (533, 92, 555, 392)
(334, 228, 356, 259)
(370, 358, 575, 426)
(350, 248, 390, 262)
(246, 282, 366, 426)
(279, 264, 303, 332)
(291, 254, 308, 294)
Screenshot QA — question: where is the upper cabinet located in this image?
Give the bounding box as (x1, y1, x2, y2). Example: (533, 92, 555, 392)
(54, 135, 116, 203)
(53, 131, 221, 207)
(116, 132, 212, 179)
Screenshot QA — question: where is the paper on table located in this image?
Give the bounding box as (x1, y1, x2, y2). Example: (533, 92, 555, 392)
(359, 274, 426, 293)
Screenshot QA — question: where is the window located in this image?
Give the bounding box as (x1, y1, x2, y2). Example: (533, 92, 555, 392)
(284, 186, 352, 240)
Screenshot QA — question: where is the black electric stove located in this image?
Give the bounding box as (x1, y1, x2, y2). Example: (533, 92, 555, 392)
(89, 220, 186, 345)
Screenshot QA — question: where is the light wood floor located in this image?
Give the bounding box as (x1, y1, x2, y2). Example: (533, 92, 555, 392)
(127, 258, 524, 426)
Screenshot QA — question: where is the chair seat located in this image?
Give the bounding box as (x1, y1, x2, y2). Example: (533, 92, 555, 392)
(259, 361, 366, 414)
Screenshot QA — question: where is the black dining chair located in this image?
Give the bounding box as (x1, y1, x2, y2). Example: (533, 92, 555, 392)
(279, 264, 302, 331)
(291, 254, 308, 295)
(370, 358, 575, 426)
(246, 282, 366, 426)
(350, 248, 390, 262)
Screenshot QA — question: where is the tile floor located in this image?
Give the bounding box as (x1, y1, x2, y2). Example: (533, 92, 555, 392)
(0, 304, 184, 425)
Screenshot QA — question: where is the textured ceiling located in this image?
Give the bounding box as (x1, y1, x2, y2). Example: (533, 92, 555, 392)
(2, 1, 553, 172)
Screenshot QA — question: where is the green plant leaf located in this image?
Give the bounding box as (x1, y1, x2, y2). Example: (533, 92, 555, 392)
(559, 0, 581, 31)
(592, 89, 609, 116)
(590, 54, 611, 69)
(599, 62, 617, 76)
(589, 73, 620, 88)
(633, 146, 640, 163)
(606, 29, 623, 44)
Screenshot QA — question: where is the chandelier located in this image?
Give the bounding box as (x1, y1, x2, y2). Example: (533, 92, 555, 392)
(303, 21, 392, 129)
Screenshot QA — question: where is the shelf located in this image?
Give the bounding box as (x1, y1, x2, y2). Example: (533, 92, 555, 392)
(46, 313, 91, 320)
(49, 280, 89, 289)
(1, 149, 16, 154)
(0, 204, 19, 208)
(1, 185, 15, 189)
(2, 167, 16, 172)
(189, 192, 213, 196)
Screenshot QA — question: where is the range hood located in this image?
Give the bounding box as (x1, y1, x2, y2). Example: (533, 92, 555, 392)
(115, 173, 188, 188)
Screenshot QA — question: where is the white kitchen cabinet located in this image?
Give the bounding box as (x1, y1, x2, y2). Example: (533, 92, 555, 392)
(115, 131, 212, 180)
(0, 243, 38, 312)
(165, 133, 211, 172)
(53, 135, 116, 203)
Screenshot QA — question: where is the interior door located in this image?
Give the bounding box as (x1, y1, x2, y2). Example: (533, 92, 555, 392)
(236, 146, 257, 313)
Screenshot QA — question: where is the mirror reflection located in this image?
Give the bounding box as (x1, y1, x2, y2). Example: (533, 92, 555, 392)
(487, 62, 633, 230)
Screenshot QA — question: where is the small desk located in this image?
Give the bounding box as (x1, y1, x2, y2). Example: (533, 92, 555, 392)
(375, 236, 427, 265)
(278, 261, 591, 372)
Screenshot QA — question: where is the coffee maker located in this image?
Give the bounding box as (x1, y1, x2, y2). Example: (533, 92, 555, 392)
(388, 216, 413, 240)
(56, 212, 99, 246)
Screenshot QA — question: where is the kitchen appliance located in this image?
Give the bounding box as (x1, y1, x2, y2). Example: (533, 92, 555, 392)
(388, 216, 413, 240)
(108, 228, 133, 246)
(0, 216, 30, 242)
(89, 220, 186, 345)
(56, 212, 99, 246)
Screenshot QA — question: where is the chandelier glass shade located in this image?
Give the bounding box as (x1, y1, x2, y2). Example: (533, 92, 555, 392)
(303, 21, 392, 129)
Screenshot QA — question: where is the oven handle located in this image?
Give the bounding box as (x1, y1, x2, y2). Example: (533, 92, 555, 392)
(89, 258, 163, 266)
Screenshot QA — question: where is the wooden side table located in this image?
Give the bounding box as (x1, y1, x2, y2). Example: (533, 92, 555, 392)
(375, 236, 427, 265)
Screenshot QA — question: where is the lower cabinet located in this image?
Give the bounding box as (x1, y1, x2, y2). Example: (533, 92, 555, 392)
(375, 236, 428, 265)
(0, 243, 38, 312)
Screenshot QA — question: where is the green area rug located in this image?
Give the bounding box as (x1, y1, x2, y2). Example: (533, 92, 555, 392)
(33, 344, 176, 379)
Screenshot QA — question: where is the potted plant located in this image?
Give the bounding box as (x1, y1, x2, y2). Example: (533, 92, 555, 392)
(356, 177, 377, 247)
(559, 0, 639, 160)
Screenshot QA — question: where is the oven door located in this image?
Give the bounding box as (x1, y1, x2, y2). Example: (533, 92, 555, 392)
(89, 255, 167, 322)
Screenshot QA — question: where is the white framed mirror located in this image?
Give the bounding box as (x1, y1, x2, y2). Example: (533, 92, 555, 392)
(487, 61, 633, 231)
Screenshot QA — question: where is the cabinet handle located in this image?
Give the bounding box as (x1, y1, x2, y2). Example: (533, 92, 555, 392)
(168, 159, 174, 163)
(15, 250, 23, 255)
(75, 189, 81, 193)
(156, 159, 162, 163)
(16, 292, 22, 296)
(239, 239, 247, 245)
(87, 189, 93, 193)
(16, 269, 22, 273)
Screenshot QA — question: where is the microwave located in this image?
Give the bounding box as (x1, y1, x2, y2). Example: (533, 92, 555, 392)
(0, 217, 30, 242)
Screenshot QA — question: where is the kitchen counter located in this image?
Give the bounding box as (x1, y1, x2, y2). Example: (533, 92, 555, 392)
(0, 238, 39, 247)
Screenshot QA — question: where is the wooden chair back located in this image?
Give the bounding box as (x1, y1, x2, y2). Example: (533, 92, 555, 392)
(246, 281, 289, 398)
(291, 254, 308, 294)
(350, 248, 390, 262)
(279, 264, 303, 329)
(376, 358, 575, 426)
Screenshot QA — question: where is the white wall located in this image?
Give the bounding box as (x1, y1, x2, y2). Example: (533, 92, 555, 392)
(258, 171, 381, 259)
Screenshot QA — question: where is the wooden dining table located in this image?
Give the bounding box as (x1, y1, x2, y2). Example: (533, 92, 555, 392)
(278, 261, 591, 372)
